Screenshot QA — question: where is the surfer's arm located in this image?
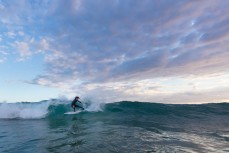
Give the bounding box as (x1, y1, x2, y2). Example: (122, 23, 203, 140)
(78, 103, 84, 110)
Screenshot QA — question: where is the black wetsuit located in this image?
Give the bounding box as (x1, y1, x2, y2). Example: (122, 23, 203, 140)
(71, 99, 84, 112)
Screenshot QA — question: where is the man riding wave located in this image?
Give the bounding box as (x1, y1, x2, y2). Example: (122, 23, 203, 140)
(71, 96, 84, 112)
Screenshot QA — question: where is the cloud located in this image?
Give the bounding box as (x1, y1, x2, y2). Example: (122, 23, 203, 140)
(39, 0, 229, 82)
(159, 87, 229, 104)
(15, 41, 32, 58)
(1, 0, 229, 102)
(0, 44, 8, 63)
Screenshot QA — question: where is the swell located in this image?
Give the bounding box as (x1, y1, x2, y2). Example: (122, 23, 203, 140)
(104, 101, 229, 116)
(0, 100, 228, 119)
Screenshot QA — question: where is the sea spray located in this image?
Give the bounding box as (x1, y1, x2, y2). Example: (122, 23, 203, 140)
(82, 98, 104, 112)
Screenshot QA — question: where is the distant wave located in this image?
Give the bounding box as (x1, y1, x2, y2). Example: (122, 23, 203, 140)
(0, 100, 228, 119)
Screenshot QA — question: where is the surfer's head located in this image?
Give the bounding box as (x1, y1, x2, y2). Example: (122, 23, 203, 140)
(75, 96, 80, 100)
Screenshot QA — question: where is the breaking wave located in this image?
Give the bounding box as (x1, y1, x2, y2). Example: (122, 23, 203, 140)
(0, 100, 228, 119)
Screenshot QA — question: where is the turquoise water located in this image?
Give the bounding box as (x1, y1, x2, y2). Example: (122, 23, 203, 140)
(0, 101, 229, 153)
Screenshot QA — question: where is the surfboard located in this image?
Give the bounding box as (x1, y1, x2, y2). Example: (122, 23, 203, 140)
(64, 110, 82, 115)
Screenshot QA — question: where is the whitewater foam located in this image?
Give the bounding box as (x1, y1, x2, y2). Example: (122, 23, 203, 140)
(0, 102, 50, 119)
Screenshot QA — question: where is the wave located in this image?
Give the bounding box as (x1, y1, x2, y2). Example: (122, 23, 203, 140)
(0, 99, 104, 119)
(0, 100, 228, 119)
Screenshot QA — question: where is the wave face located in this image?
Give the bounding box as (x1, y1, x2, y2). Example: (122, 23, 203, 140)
(0, 101, 228, 153)
(104, 101, 229, 117)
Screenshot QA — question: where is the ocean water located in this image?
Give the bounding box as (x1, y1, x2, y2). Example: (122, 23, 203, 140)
(0, 100, 228, 153)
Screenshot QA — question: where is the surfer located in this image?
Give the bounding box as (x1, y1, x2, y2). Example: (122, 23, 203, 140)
(71, 96, 84, 112)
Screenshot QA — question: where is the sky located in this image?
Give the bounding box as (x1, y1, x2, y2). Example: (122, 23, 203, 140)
(0, 0, 229, 103)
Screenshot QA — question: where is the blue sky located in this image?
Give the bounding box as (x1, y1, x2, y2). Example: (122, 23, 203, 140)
(0, 0, 229, 103)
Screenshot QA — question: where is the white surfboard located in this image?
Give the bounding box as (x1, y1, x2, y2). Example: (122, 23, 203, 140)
(64, 110, 82, 115)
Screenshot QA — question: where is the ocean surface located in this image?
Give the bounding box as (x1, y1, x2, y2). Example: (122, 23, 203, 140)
(0, 100, 228, 153)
